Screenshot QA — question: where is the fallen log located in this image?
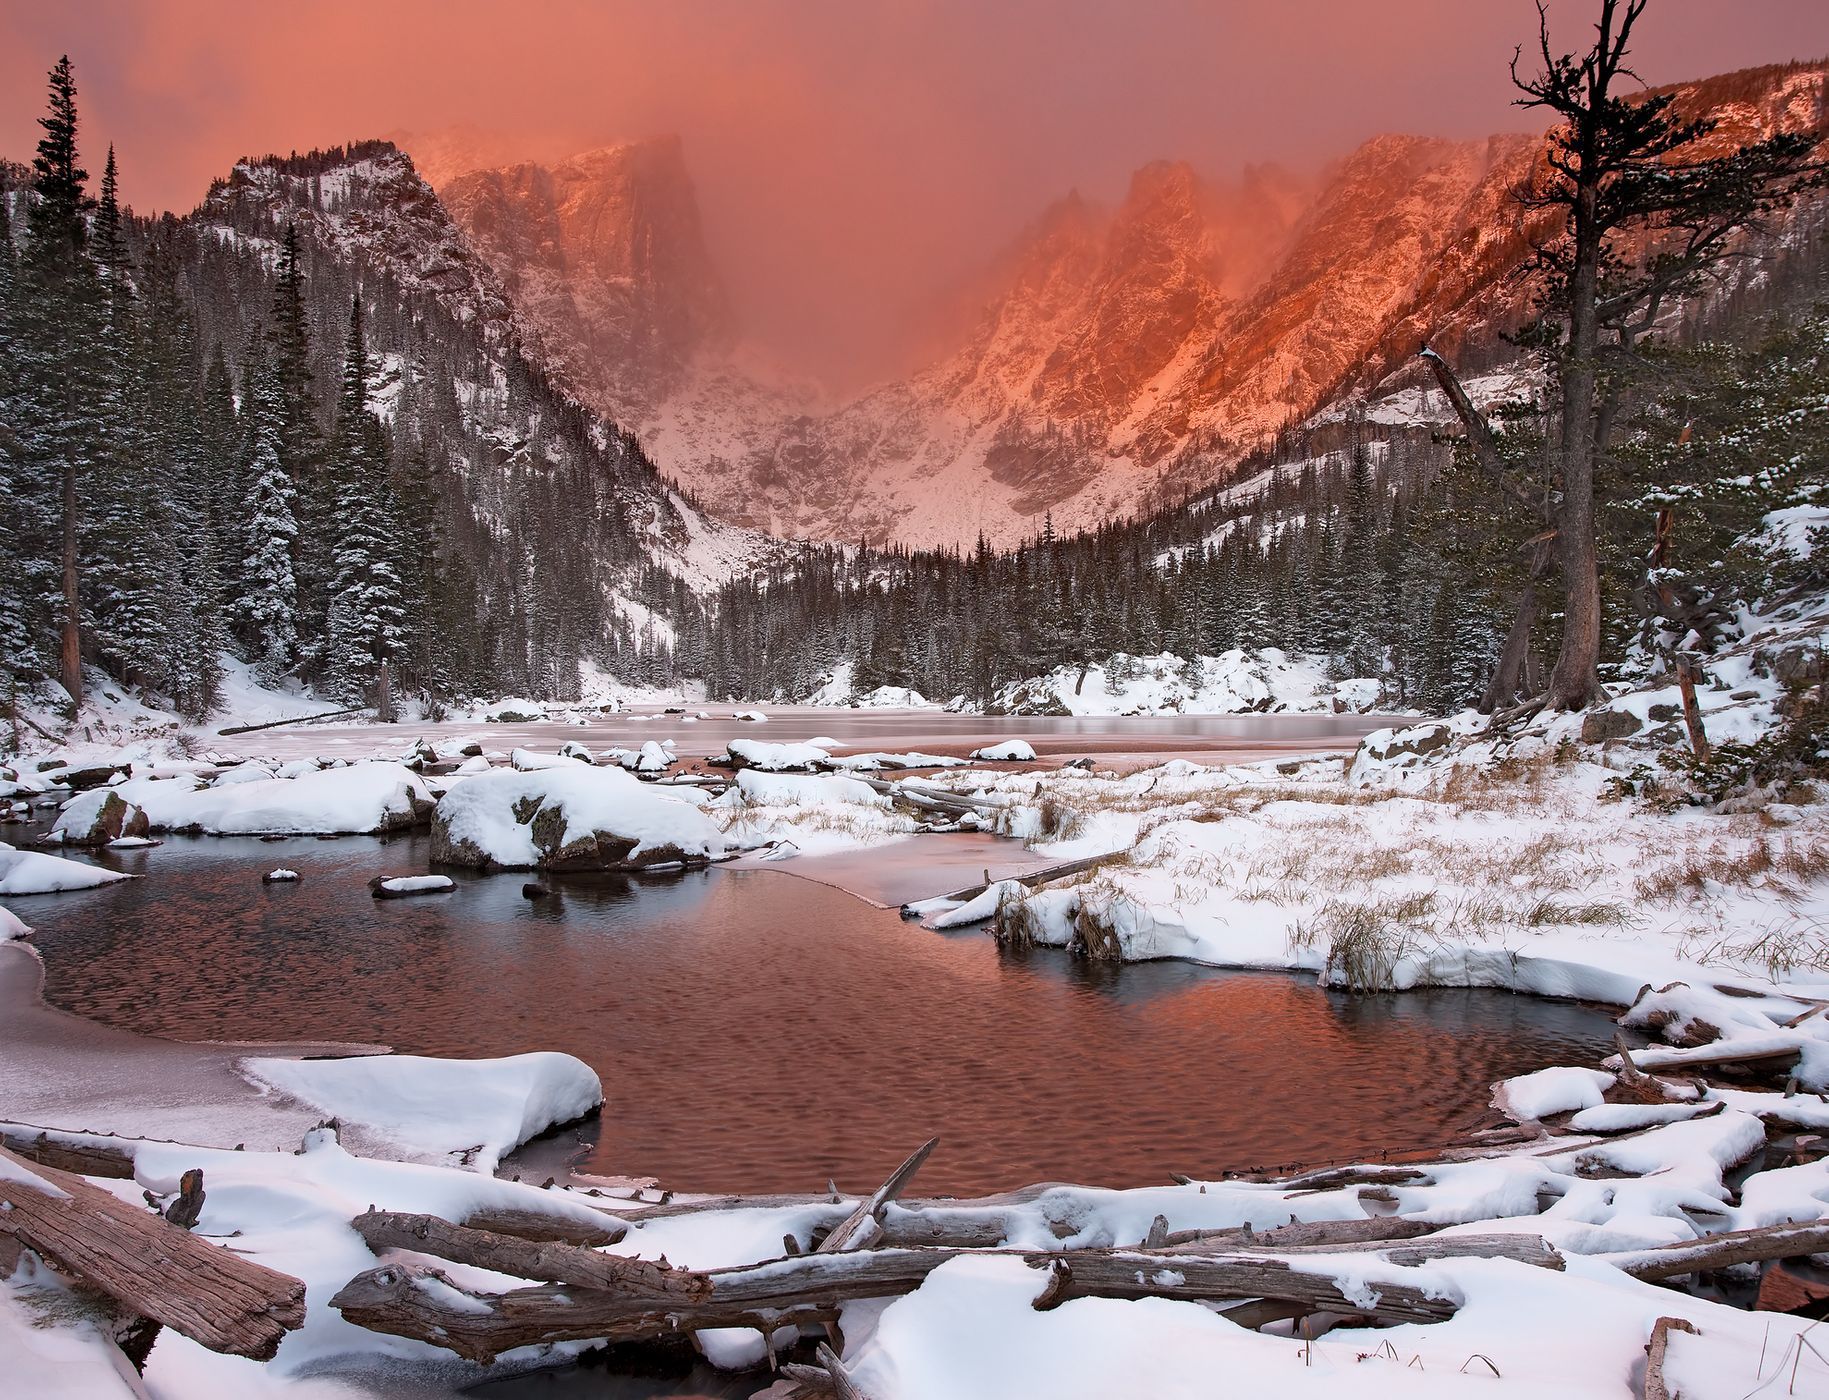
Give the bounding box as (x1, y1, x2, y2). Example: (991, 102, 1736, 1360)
(216, 706, 369, 736)
(1, 1123, 138, 1179)
(462, 1204, 627, 1248)
(353, 1210, 694, 1297)
(1606, 1042, 1803, 1081)
(0, 1146, 305, 1359)
(1608, 1222, 1829, 1282)
(332, 1224, 1546, 1362)
(1161, 1216, 1438, 1251)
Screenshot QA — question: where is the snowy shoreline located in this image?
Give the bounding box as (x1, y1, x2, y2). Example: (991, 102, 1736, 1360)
(6, 700, 1829, 1395)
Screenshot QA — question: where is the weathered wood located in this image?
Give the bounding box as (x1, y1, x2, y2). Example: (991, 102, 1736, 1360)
(352, 1210, 695, 1298)
(1674, 657, 1711, 761)
(919, 852, 1123, 907)
(0, 1146, 304, 1359)
(817, 1138, 939, 1253)
(816, 1342, 871, 1400)
(1643, 1316, 1696, 1400)
(1266, 1233, 1564, 1271)
(1162, 1216, 1438, 1251)
(1610, 1222, 1829, 1282)
(332, 1232, 1523, 1362)
(0, 1123, 138, 1179)
(1282, 1164, 1431, 1193)
(459, 1205, 626, 1248)
(161, 1169, 205, 1230)
(1609, 1042, 1803, 1080)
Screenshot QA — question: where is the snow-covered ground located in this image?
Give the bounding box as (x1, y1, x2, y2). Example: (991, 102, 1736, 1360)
(8, 591, 1829, 1396)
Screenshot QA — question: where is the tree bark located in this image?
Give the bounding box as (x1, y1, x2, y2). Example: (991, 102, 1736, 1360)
(0, 1146, 305, 1359)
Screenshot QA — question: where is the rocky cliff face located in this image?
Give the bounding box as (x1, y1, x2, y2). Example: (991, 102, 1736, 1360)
(415, 59, 1829, 549)
(439, 137, 731, 423)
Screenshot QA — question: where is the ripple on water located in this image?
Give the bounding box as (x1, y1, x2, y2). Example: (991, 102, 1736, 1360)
(20, 829, 1617, 1196)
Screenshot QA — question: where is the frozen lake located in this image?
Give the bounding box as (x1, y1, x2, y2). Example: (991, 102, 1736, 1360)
(20, 825, 1615, 1197)
(226, 703, 1400, 772)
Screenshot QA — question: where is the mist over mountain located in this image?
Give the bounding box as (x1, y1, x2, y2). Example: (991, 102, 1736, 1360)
(402, 59, 1828, 548)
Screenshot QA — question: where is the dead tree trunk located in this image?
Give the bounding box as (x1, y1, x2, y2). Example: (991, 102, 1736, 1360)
(0, 1146, 305, 1359)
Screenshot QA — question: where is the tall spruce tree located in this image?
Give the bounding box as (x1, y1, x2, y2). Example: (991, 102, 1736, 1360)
(324, 295, 406, 713)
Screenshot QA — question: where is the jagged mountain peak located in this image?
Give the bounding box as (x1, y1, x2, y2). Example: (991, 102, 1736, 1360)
(437, 134, 730, 425)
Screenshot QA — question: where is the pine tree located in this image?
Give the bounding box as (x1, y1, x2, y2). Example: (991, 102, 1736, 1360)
(324, 295, 406, 713)
(239, 364, 300, 681)
(15, 56, 102, 705)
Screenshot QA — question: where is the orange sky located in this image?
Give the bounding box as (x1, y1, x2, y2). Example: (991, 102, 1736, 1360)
(2, 1, 1823, 385)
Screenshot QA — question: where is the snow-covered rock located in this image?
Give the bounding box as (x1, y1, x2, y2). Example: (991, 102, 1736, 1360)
(241, 1051, 602, 1173)
(971, 740, 1037, 762)
(511, 747, 589, 771)
(725, 738, 831, 772)
(1493, 1066, 1615, 1123)
(618, 740, 674, 773)
(369, 874, 456, 898)
(0, 843, 133, 896)
(430, 766, 724, 871)
(123, 763, 437, 836)
(48, 789, 150, 847)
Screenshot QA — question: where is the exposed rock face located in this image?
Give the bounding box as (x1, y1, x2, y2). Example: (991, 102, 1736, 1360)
(440, 138, 731, 423)
(55, 791, 150, 847)
(419, 61, 1828, 549)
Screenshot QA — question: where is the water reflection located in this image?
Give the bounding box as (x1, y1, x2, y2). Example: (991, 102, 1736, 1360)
(20, 831, 1615, 1195)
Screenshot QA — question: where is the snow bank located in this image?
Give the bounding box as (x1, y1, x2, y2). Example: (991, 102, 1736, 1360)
(241, 1051, 601, 1173)
(0, 905, 33, 940)
(0, 842, 133, 896)
(734, 770, 888, 808)
(431, 765, 724, 871)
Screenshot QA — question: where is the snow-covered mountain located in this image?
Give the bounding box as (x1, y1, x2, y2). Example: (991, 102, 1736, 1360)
(416, 59, 1828, 550)
(189, 142, 781, 600)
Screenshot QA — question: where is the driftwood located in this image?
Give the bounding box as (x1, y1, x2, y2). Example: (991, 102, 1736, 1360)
(1161, 1215, 1439, 1251)
(353, 1210, 695, 1296)
(333, 1206, 1565, 1362)
(1610, 1221, 1829, 1282)
(464, 1204, 627, 1247)
(1611, 1042, 1803, 1080)
(0, 1146, 305, 1359)
(816, 1137, 938, 1253)
(1644, 1316, 1697, 1400)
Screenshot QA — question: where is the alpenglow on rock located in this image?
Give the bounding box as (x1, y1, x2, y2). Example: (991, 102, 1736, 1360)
(430, 766, 724, 872)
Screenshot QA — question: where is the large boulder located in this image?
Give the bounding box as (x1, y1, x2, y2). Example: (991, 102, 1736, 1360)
(1579, 708, 1643, 744)
(50, 789, 151, 847)
(431, 766, 724, 872)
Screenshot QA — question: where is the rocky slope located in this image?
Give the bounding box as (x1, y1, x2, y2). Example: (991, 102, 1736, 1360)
(192, 142, 778, 598)
(419, 59, 1828, 549)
